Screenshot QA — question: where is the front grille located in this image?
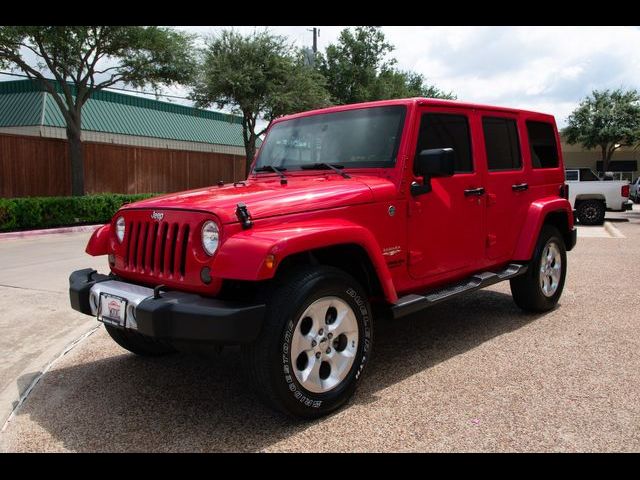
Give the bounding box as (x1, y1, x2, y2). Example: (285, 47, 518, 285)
(124, 220, 190, 278)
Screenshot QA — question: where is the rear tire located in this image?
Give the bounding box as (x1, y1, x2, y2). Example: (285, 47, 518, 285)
(510, 225, 567, 313)
(241, 266, 373, 419)
(576, 200, 605, 225)
(105, 324, 177, 356)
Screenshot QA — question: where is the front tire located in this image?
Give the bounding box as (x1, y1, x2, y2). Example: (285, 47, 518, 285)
(510, 225, 567, 313)
(105, 324, 177, 356)
(241, 266, 373, 419)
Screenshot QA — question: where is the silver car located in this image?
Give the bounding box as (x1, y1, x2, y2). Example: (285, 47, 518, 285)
(631, 177, 640, 204)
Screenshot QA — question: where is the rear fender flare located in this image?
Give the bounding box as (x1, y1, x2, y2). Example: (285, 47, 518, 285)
(513, 197, 574, 261)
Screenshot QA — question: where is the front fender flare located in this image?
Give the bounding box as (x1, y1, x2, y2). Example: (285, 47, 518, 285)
(85, 224, 111, 256)
(212, 220, 398, 303)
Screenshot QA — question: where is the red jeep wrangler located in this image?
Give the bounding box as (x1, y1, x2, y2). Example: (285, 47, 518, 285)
(70, 98, 576, 418)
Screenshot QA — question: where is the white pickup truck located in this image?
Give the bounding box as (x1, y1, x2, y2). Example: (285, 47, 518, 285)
(565, 168, 632, 225)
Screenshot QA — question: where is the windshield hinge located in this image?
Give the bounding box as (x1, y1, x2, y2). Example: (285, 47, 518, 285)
(236, 203, 253, 230)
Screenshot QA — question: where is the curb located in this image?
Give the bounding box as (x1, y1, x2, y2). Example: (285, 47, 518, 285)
(0, 224, 103, 241)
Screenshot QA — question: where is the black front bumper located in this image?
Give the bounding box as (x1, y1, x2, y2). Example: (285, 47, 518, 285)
(69, 268, 265, 343)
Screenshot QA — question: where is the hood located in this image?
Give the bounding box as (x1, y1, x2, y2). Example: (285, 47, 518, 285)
(122, 174, 395, 224)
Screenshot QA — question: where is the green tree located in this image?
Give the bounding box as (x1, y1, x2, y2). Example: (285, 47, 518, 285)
(0, 26, 196, 195)
(317, 26, 455, 105)
(191, 29, 330, 174)
(563, 88, 640, 172)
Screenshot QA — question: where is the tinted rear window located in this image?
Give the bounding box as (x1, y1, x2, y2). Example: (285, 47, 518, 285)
(527, 121, 559, 169)
(580, 168, 599, 181)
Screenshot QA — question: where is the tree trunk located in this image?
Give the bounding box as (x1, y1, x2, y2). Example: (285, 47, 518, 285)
(67, 126, 85, 196)
(600, 145, 609, 173)
(244, 135, 257, 179)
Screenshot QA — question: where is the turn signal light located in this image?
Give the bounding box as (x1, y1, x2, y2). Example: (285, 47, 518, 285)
(265, 254, 276, 270)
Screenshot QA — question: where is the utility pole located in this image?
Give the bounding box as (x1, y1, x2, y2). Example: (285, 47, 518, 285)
(307, 27, 319, 53)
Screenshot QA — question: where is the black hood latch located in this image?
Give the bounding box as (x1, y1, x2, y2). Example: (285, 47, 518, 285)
(236, 203, 253, 230)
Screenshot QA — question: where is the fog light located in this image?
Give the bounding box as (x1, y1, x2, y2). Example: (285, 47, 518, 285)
(200, 266, 211, 284)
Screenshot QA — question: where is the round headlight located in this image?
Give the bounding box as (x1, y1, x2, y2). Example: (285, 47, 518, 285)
(201, 221, 219, 256)
(115, 216, 125, 243)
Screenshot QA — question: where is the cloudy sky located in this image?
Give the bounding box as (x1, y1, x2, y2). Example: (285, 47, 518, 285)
(2, 26, 639, 128)
(177, 25, 639, 128)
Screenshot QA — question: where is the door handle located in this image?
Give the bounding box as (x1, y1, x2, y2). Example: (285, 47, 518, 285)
(512, 183, 529, 192)
(464, 187, 485, 196)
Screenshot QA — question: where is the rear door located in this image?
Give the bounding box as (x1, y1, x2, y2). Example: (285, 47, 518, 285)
(480, 112, 530, 262)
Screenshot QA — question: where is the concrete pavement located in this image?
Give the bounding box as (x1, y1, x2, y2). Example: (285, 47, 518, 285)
(1, 207, 640, 451)
(0, 232, 103, 427)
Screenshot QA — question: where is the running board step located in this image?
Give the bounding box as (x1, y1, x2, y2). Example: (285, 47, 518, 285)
(391, 263, 528, 320)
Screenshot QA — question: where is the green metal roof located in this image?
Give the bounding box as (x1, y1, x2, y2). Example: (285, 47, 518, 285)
(0, 79, 246, 147)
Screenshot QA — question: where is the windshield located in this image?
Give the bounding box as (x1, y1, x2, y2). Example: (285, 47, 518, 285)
(254, 105, 406, 171)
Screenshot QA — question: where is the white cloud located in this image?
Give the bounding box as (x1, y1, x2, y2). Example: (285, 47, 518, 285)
(4, 26, 639, 128)
(174, 26, 640, 127)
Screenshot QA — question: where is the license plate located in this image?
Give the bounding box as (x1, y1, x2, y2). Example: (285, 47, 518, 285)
(98, 293, 127, 327)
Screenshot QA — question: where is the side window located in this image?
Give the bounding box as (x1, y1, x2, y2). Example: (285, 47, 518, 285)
(527, 121, 559, 169)
(483, 117, 522, 171)
(415, 113, 473, 173)
(565, 170, 579, 181)
(580, 169, 599, 181)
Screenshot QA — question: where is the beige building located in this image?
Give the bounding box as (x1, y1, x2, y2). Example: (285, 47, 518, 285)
(561, 135, 639, 181)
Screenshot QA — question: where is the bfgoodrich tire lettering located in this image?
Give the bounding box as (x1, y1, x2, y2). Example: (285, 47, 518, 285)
(242, 266, 373, 419)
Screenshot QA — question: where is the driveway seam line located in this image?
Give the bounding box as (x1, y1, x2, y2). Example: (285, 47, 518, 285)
(0, 284, 63, 294)
(1, 325, 101, 433)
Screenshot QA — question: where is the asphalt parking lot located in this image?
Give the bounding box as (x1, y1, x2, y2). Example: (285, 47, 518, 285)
(1, 207, 640, 452)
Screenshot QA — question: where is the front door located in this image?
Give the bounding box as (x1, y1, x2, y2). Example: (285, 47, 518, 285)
(407, 108, 486, 280)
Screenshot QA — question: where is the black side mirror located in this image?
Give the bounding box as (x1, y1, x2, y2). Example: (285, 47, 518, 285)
(411, 148, 455, 196)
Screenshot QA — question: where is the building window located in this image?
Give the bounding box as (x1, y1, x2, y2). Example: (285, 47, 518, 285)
(483, 117, 522, 171)
(527, 121, 559, 169)
(415, 113, 473, 173)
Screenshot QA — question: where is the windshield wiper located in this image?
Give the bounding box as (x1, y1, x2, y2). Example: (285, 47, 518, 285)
(300, 163, 351, 179)
(254, 165, 288, 184)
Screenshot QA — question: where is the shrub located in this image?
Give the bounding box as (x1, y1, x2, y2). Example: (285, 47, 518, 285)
(0, 194, 156, 232)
